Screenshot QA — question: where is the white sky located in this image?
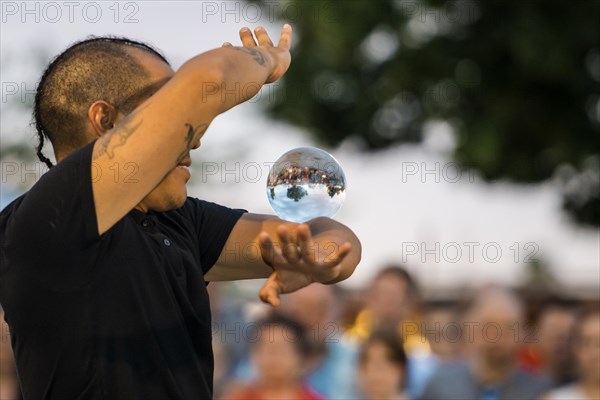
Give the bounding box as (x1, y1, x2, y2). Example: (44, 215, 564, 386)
(1, 1, 598, 296)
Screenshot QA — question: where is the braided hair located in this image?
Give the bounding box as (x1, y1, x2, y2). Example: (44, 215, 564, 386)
(32, 36, 169, 168)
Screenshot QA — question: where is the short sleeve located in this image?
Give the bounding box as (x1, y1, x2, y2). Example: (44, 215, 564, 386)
(182, 197, 246, 274)
(1, 140, 100, 288)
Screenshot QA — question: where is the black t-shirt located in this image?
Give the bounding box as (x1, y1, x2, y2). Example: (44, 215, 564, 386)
(0, 141, 245, 399)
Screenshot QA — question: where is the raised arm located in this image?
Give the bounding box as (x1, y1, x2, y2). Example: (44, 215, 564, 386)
(91, 25, 292, 235)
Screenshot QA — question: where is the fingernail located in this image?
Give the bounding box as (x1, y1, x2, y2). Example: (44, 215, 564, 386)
(283, 23, 291, 30)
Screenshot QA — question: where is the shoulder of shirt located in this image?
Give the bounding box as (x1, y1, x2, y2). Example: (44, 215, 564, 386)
(44, 140, 95, 171)
(0, 142, 96, 225)
(10, 141, 96, 195)
(0, 194, 26, 238)
(0, 194, 26, 218)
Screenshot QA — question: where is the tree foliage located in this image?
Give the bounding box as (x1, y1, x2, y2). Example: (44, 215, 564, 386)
(255, 0, 600, 226)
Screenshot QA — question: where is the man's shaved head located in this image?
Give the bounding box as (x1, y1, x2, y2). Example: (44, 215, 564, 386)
(33, 36, 170, 167)
(461, 285, 525, 369)
(465, 285, 524, 321)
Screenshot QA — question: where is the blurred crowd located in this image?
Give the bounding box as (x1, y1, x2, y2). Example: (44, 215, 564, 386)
(1, 265, 599, 400)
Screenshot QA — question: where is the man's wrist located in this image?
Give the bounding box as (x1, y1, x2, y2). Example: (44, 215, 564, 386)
(256, 47, 277, 82)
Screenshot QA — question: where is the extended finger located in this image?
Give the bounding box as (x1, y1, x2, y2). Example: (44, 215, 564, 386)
(277, 23, 292, 50)
(239, 27, 257, 47)
(258, 273, 282, 307)
(258, 232, 286, 267)
(278, 225, 300, 263)
(296, 224, 316, 263)
(254, 26, 274, 46)
(323, 242, 352, 266)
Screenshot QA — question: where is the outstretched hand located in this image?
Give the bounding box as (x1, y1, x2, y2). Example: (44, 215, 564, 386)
(222, 24, 292, 83)
(257, 224, 353, 307)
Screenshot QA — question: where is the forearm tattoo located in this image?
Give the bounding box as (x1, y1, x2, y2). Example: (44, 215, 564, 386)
(176, 122, 208, 164)
(232, 47, 266, 66)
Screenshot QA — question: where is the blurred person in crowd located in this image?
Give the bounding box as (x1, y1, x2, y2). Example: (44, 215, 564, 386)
(208, 282, 250, 395)
(232, 284, 358, 399)
(533, 302, 577, 385)
(212, 336, 232, 400)
(357, 330, 409, 400)
(349, 266, 437, 399)
(411, 304, 467, 399)
(423, 305, 464, 362)
(543, 308, 600, 400)
(279, 284, 358, 399)
(421, 285, 551, 400)
(222, 314, 323, 400)
(362, 266, 421, 331)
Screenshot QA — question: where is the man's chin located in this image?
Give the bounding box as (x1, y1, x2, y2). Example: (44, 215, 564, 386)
(150, 191, 187, 212)
(170, 191, 188, 210)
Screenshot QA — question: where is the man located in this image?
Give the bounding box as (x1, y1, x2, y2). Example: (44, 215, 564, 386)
(543, 308, 600, 400)
(0, 25, 361, 399)
(534, 302, 577, 385)
(420, 285, 550, 400)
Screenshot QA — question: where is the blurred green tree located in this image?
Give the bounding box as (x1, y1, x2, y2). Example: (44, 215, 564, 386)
(287, 185, 308, 201)
(253, 0, 600, 226)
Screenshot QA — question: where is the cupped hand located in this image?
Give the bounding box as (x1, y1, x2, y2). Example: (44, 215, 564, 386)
(256, 224, 353, 306)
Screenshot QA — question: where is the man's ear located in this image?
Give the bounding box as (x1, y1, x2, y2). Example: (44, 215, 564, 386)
(87, 100, 118, 136)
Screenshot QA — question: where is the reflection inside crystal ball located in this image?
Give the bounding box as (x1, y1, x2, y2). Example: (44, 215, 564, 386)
(267, 147, 347, 223)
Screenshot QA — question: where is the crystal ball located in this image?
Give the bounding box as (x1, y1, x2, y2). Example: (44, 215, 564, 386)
(267, 147, 347, 223)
